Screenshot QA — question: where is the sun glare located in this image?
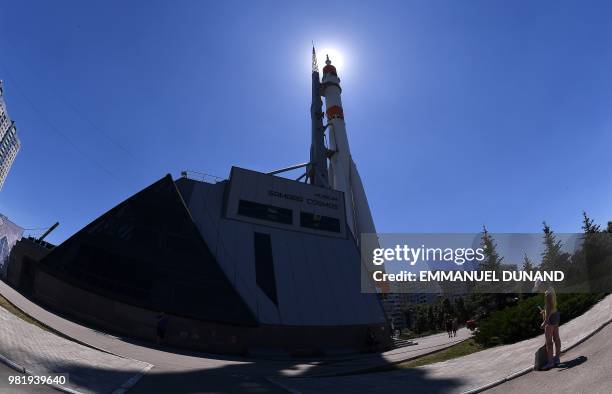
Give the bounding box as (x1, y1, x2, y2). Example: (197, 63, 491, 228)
(317, 47, 345, 73)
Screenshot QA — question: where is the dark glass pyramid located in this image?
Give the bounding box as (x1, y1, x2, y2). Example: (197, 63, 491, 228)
(39, 175, 256, 325)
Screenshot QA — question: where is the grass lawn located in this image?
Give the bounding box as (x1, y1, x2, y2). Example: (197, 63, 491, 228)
(399, 329, 444, 340)
(0, 294, 112, 352)
(0, 294, 51, 331)
(394, 338, 483, 368)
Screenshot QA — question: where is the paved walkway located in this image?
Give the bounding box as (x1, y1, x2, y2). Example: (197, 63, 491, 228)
(485, 323, 612, 394)
(273, 294, 612, 393)
(0, 305, 152, 393)
(0, 280, 470, 381)
(2, 277, 608, 393)
(287, 329, 471, 377)
(0, 362, 51, 394)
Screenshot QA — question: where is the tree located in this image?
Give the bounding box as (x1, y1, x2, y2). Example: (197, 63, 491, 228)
(579, 212, 612, 292)
(474, 227, 505, 301)
(475, 226, 521, 310)
(520, 253, 536, 295)
(427, 305, 435, 330)
(478, 226, 503, 273)
(454, 297, 468, 323)
(540, 222, 566, 271)
(441, 297, 452, 316)
(522, 253, 534, 272)
(582, 211, 600, 234)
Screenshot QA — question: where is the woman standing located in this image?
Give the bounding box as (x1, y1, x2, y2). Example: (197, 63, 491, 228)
(535, 280, 561, 370)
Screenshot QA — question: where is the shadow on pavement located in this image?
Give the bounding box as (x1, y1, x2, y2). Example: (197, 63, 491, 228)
(35, 362, 147, 394)
(0, 281, 465, 393)
(46, 353, 465, 394)
(126, 361, 465, 394)
(557, 355, 587, 370)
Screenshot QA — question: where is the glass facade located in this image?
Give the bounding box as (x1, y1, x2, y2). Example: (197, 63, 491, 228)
(300, 211, 341, 233)
(0, 214, 24, 278)
(238, 200, 293, 225)
(0, 82, 20, 190)
(39, 176, 257, 325)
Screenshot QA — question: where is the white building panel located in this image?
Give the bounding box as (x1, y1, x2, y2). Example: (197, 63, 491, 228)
(182, 168, 387, 327)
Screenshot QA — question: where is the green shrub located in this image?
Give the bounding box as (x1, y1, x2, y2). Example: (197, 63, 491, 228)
(474, 293, 605, 347)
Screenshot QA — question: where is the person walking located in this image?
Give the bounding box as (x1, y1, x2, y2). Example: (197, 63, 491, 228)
(452, 317, 458, 337)
(156, 312, 169, 344)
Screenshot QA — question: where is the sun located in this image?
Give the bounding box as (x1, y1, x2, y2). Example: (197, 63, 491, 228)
(317, 47, 345, 73)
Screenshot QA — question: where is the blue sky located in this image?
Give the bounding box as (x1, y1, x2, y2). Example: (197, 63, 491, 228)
(1, 0, 612, 244)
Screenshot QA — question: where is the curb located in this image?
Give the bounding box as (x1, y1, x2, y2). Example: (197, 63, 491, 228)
(265, 336, 472, 393)
(267, 302, 611, 394)
(0, 297, 156, 394)
(0, 351, 83, 394)
(111, 363, 154, 394)
(0, 287, 118, 357)
(0, 288, 157, 391)
(0, 339, 154, 394)
(266, 337, 472, 394)
(266, 377, 302, 394)
(462, 316, 612, 394)
(306, 337, 472, 378)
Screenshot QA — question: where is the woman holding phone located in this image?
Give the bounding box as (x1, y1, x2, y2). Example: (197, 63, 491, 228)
(535, 279, 561, 370)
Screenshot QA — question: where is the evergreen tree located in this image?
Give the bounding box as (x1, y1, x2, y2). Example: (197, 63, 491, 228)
(520, 253, 536, 295)
(454, 297, 467, 322)
(541, 222, 565, 271)
(580, 212, 612, 292)
(522, 253, 534, 272)
(441, 297, 452, 316)
(478, 226, 503, 272)
(474, 226, 508, 310)
(581, 211, 600, 234)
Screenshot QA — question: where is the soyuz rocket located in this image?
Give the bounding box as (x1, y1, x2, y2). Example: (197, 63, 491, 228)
(308, 47, 377, 242)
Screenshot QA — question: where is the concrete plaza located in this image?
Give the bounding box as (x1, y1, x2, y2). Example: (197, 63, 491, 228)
(0, 278, 609, 393)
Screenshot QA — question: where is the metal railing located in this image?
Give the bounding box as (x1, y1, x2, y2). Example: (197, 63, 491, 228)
(180, 170, 225, 184)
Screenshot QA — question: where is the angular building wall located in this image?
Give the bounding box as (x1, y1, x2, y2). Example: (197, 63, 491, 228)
(31, 171, 391, 354)
(176, 168, 387, 327)
(38, 175, 256, 325)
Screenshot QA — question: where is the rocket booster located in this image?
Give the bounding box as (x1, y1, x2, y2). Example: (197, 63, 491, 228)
(309, 47, 330, 188)
(321, 55, 377, 240)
